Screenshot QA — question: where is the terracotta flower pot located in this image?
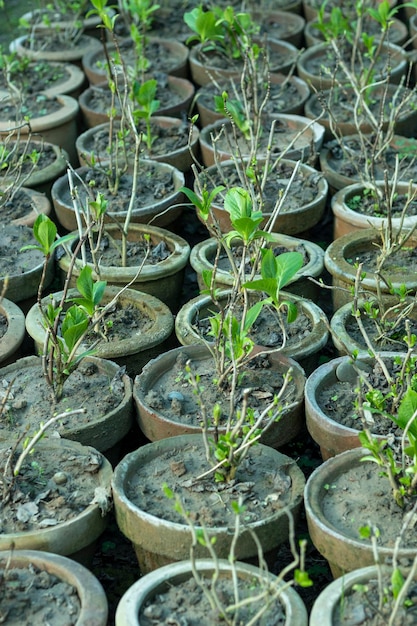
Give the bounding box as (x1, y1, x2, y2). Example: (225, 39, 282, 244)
(0, 549, 108, 625)
(305, 352, 405, 460)
(331, 181, 417, 239)
(10, 33, 101, 66)
(190, 233, 325, 300)
(330, 295, 417, 356)
(0, 60, 85, 99)
(305, 447, 417, 577)
(75, 116, 200, 173)
(25, 286, 174, 377)
(82, 37, 189, 84)
(0, 94, 79, 165)
(78, 76, 195, 126)
(0, 438, 113, 563)
(194, 158, 328, 236)
(133, 343, 306, 447)
(256, 10, 306, 46)
(57, 223, 190, 312)
(51, 162, 185, 231)
(112, 433, 306, 573)
(174, 291, 328, 374)
(324, 228, 417, 310)
(0, 297, 25, 366)
(189, 39, 298, 87)
(198, 114, 325, 166)
(116, 559, 308, 626)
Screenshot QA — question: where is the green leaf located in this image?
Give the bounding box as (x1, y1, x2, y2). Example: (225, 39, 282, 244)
(274, 251, 303, 290)
(396, 388, 417, 439)
(391, 567, 405, 600)
(224, 187, 253, 221)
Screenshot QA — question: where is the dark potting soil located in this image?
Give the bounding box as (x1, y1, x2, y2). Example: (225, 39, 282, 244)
(0, 559, 81, 626)
(346, 190, 417, 218)
(59, 165, 176, 214)
(0, 223, 45, 277)
(0, 93, 62, 118)
(199, 161, 323, 214)
(0, 314, 7, 340)
(346, 242, 417, 276)
(214, 242, 309, 276)
(140, 572, 287, 626)
(0, 140, 58, 179)
(81, 119, 190, 163)
(1, 188, 41, 222)
(0, 60, 69, 94)
(74, 232, 172, 268)
(196, 43, 298, 74)
(342, 311, 417, 353)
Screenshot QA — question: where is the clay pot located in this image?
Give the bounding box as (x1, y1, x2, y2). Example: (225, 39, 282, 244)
(305, 447, 417, 577)
(82, 37, 189, 84)
(25, 286, 174, 377)
(0, 438, 113, 563)
(195, 73, 311, 127)
(51, 162, 185, 231)
(324, 228, 417, 310)
(174, 291, 328, 374)
(304, 16, 408, 47)
(189, 39, 298, 87)
(331, 181, 417, 239)
(0, 549, 108, 625)
(194, 158, 328, 236)
(78, 76, 195, 126)
(115, 559, 308, 626)
(0, 297, 25, 366)
(190, 234, 325, 300)
(297, 41, 407, 90)
(3, 187, 51, 227)
(10, 33, 101, 66)
(19, 7, 109, 38)
(310, 564, 415, 625)
(112, 433, 306, 573)
(0, 94, 79, 165)
(256, 10, 306, 46)
(304, 84, 417, 142)
(0, 223, 55, 307)
(304, 352, 405, 460)
(198, 114, 325, 167)
(76, 117, 200, 173)
(330, 295, 417, 356)
(133, 343, 306, 447)
(319, 134, 417, 193)
(0, 354, 133, 454)
(0, 60, 85, 99)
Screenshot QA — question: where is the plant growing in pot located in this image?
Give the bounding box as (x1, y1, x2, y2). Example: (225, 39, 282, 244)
(177, 184, 328, 374)
(305, 346, 417, 577)
(116, 501, 310, 625)
(1, 214, 134, 459)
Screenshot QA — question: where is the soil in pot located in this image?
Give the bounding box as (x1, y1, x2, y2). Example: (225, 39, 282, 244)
(0, 188, 50, 225)
(0, 223, 47, 282)
(0, 555, 82, 625)
(0, 356, 131, 451)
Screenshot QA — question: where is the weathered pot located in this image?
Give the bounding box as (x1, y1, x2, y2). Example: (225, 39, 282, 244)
(57, 223, 190, 312)
(190, 233, 325, 300)
(75, 116, 200, 173)
(51, 162, 185, 231)
(10, 33, 101, 66)
(305, 447, 417, 578)
(0, 297, 25, 366)
(112, 434, 306, 573)
(0, 438, 113, 563)
(331, 181, 417, 239)
(115, 559, 308, 626)
(78, 76, 195, 126)
(189, 39, 298, 86)
(194, 158, 328, 236)
(2, 186, 51, 227)
(25, 286, 174, 376)
(0, 354, 133, 454)
(0, 94, 79, 164)
(305, 352, 404, 460)
(0, 549, 108, 625)
(174, 291, 328, 374)
(198, 114, 325, 166)
(133, 343, 306, 447)
(324, 228, 417, 310)
(0, 60, 85, 99)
